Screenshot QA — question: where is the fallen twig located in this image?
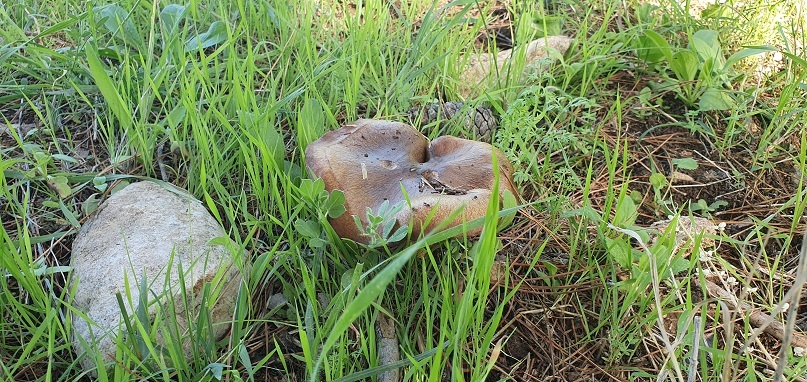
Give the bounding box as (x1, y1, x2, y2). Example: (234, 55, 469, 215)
(702, 279, 807, 350)
(686, 315, 700, 382)
(376, 313, 399, 382)
(775, 230, 807, 382)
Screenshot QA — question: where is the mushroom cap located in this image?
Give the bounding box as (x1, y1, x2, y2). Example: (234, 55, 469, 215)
(304, 119, 517, 243)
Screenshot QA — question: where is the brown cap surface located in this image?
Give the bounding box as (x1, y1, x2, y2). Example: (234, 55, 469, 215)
(304, 119, 517, 243)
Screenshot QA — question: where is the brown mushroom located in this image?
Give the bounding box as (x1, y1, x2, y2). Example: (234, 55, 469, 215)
(304, 119, 518, 244)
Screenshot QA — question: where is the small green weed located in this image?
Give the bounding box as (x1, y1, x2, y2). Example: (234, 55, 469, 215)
(636, 28, 767, 111)
(497, 84, 598, 193)
(351, 200, 409, 249)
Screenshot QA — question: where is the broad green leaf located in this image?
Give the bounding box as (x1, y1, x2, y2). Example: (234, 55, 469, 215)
(309, 237, 327, 248)
(669, 256, 690, 275)
(562, 205, 603, 222)
(670, 50, 698, 82)
(58, 199, 80, 228)
(240, 111, 284, 167)
(86, 46, 132, 131)
(160, 4, 187, 35)
(498, 189, 518, 229)
(351, 215, 364, 233)
(606, 236, 632, 268)
(528, 15, 563, 37)
(299, 178, 325, 201)
(94, 4, 142, 48)
(81, 193, 101, 216)
(634, 4, 659, 24)
(203, 362, 227, 380)
(294, 219, 321, 238)
(725, 47, 768, 69)
(109, 180, 130, 194)
(47, 175, 71, 198)
(691, 30, 721, 61)
(165, 105, 187, 130)
(701, 57, 716, 79)
(297, 98, 325, 153)
(387, 226, 408, 243)
(671, 158, 698, 170)
(33, 150, 51, 169)
(185, 21, 228, 51)
(93, 175, 108, 192)
(701, 3, 730, 19)
(613, 195, 638, 227)
(52, 154, 78, 163)
(33, 264, 72, 277)
(636, 36, 663, 63)
(637, 30, 672, 63)
(649, 172, 667, 189)
(544, 261, 558, 276)
(236, 344, 254, 380)
(96, 47, 123, 61)
(699, 87, 735, 111)
(712, 200, 728, 209)
(325, 190, 346, 219)
(207, 236, 232, 246)
(109, 154, 133, 165)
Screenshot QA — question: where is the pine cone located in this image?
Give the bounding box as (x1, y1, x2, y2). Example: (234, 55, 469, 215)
(407, 102, 498, 141)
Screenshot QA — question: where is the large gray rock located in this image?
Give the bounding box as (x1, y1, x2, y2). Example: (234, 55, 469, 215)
(457, 35, 573, 99)
(69, 181, 242, 373)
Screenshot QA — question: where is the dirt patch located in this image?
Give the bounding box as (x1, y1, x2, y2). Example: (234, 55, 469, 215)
(601, 69, 804, 241)
(486, 63, 805, 380)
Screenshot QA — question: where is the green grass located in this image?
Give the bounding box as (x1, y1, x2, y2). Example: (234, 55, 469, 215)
(2, 0, 806, 380)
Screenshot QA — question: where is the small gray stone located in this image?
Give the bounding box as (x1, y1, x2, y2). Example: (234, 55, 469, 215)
(69, 181, 242, 374)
